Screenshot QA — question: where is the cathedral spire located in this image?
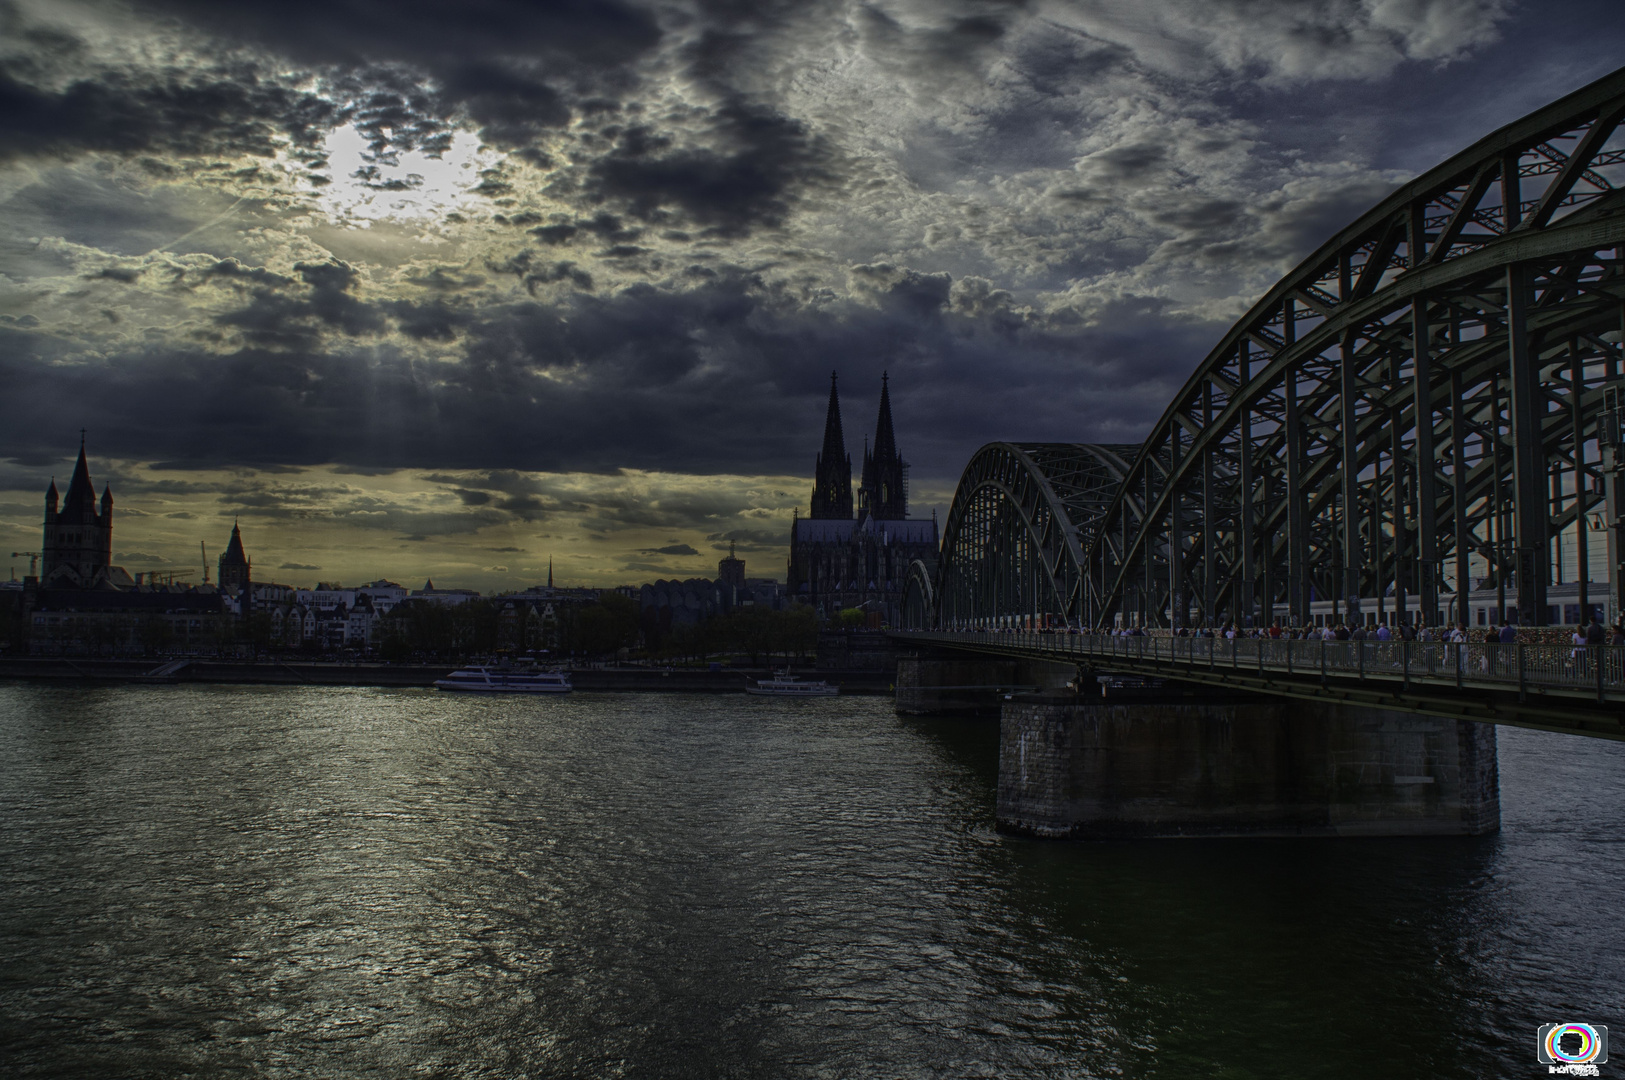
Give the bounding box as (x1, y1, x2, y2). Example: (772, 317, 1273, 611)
(873, 372, 897, 464)
(810, 371, 854, 519)
(859, 371, 907, 521)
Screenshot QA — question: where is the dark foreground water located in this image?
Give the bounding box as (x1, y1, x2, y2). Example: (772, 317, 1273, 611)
(0, 685, 1620, 1079)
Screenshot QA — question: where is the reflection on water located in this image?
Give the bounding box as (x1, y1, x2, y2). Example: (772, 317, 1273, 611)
(0, 684, 1620, 1078)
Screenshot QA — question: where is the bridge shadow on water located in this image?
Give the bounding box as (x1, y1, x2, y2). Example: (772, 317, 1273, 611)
(899, 714, 1623, 1080)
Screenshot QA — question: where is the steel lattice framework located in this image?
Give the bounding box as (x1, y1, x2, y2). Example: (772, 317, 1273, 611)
(928, 67, 1625, 630)
(928, 443, 1140, 628)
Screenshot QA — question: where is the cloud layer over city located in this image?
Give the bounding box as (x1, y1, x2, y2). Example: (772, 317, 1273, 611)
(2, 0, 1620, 588)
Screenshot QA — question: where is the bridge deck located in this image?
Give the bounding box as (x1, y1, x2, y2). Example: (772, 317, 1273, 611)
(896, 631, 1625, 740)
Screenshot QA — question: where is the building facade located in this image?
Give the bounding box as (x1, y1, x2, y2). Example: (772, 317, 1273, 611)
(787, 373, 938, 624)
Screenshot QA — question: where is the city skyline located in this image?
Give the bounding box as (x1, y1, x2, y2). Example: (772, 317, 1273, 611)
(3, 1, 1624, 590)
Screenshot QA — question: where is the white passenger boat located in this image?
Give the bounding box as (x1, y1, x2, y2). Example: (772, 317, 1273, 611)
(746, 673, 838, 697)
(434, 666, 573, 694)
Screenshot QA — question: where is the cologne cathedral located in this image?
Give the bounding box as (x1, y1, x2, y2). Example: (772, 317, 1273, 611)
(787, 373, 938, 623)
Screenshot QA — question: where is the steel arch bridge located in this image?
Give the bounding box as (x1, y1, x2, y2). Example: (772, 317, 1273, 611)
(923, 443, 1140, 629)
(925, 66, 1625, 631)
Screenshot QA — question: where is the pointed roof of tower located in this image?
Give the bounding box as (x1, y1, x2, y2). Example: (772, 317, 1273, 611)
(872, 371, 898, 464)
(819, 370, 847, 468)
(810, 370, 855, 519)
(62, 435, 96, 510)
(221, 518, 248, 565)
(548, 559, 554, 589)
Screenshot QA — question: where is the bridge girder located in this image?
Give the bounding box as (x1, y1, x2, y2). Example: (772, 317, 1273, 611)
(926, 67, 1625, 632)
(930, 443, 1140, 629)
(1080, 67, 1625, 629)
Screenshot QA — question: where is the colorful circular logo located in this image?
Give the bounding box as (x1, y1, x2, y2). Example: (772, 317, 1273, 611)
(1545, 1023, 1605, 1063)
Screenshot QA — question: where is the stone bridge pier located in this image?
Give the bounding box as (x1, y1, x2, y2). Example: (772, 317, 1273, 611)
(894, 651, 1074, 718)
(999, 686, 1499, 838)
(897, 652, 1499, 837)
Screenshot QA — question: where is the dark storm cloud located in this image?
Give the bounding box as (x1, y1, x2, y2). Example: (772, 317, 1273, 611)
(217, 258, 385, 346)
(484, 251, 595, 294)
(441, 62, 570, 163)
(586, 99, 828, 236)
(7, 0, 1607, 535)
(644, 544, 699, 557)
(133, 0, 660, 71)
(0, 45, 338, 163)
(203, 259, 295, 290)
(129, 0, 661, 159)
(706, 528, 785, 554)
(86, 266, 143, 283)
(0, 263, 1215, 486)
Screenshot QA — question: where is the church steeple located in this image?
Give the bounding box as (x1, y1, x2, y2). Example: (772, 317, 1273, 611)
(41, 433, 114, 588)
(218, 518, 250, 593)
(859, 371, 907, 521)
(63, 435, 96, 512)
(810, 371, 853, 519)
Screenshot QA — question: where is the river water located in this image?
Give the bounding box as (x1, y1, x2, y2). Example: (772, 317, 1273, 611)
(0, 684, 1620, 1079)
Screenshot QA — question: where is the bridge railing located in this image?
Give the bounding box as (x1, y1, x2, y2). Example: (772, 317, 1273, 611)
(902, 631, 1625, 703)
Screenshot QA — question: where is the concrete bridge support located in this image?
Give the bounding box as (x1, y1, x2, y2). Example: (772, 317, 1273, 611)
(998, 690, 1499, 838)
(895, 652, 1073, 718)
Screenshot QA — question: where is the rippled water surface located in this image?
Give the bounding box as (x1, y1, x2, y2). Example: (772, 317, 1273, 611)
(1, 684, 1621, 1078)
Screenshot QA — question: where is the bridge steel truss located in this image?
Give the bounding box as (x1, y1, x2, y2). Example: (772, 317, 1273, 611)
(1073, 67, 1625, 630)
(931, 443, 1142, 628)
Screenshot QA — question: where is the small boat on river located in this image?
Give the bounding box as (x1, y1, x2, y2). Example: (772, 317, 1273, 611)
(746, 673, 838, 697)
(434, 666, 573, 694)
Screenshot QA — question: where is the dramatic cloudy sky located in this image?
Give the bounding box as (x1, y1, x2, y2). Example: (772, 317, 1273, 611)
(2, 0, 1622, 590)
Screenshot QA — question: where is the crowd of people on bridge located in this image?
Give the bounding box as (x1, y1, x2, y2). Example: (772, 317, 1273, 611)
(994, 617, 1625, 645)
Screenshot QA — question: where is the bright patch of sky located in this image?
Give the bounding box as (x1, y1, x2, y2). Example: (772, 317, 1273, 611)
(309, 124, 499, 226)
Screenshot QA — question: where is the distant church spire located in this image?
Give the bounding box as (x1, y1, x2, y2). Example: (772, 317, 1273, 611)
(548, 559, 554, 588)
(810, 371, 854, 519)
(859, 371, 907, 521)
(218, 517, 250, 594)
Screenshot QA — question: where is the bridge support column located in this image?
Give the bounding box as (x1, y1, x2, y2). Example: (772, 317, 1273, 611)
(998, 691, 1499, 838)
(895, 652, 1072, 718)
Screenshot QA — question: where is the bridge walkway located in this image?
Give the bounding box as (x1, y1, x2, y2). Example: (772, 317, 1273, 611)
(894, 631, 1625, 740)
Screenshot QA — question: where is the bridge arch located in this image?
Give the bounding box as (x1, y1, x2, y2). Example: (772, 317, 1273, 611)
(900, 558, 935, 630)
(934, 443, 1140, 628)
(1080, 66, 1625, 630)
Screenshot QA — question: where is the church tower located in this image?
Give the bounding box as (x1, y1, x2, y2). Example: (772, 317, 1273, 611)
(218, 519, 250, 593)
(809, 371, 853, 519)
(41, 435, 114, 588)
(858, 372, 908, 522)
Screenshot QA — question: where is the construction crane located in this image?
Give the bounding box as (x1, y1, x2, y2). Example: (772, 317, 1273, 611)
(10, 552, 39, 577)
